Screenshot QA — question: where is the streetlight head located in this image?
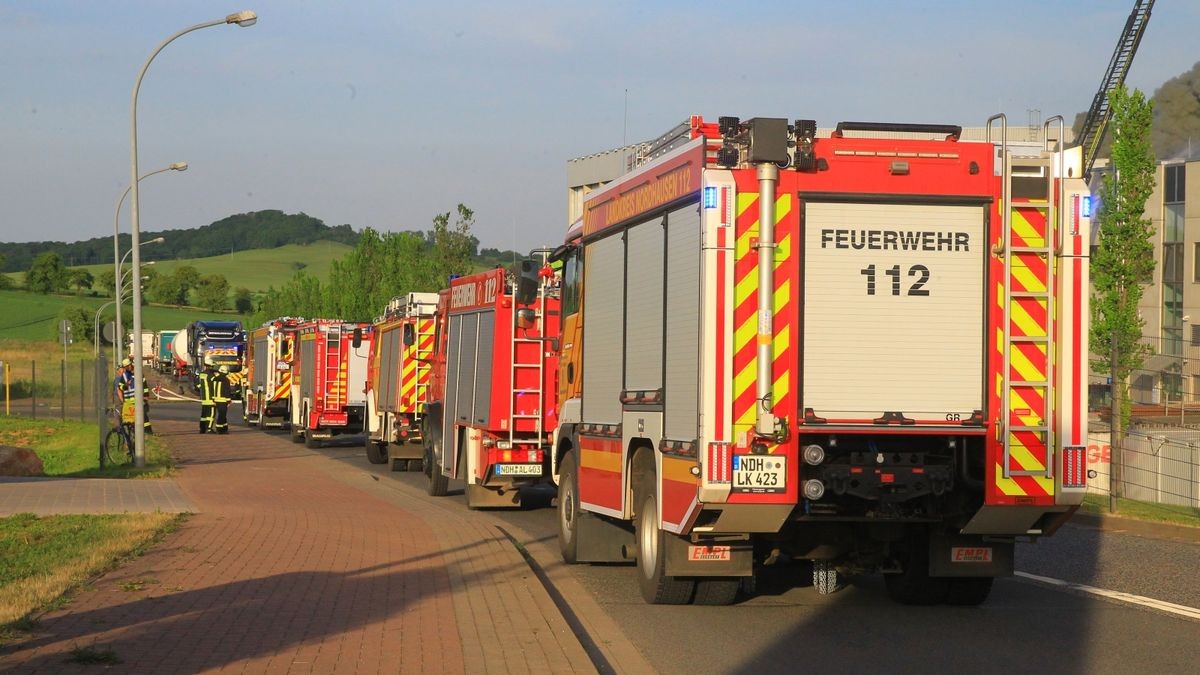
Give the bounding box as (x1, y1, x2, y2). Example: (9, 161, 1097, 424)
(170, 162, 188, 171)
(150, 237, 165, 245)
(145, 261, 157, 266)
(226, 10, 257, 27)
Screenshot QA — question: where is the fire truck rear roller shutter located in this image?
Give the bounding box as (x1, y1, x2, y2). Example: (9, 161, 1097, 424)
(664, 204, 702, 442)
(299, 337, 315, 400)
(454, 313, 479, 424)
(472, 310, 495, 427)
(253, 335, 268, 390)
(583, 233, 625, 425)
(443, 314, 463, 449)
(625, 217, 665, 392)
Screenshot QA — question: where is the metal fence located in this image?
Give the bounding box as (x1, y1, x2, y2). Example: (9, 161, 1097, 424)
(1, 357, 109, 423)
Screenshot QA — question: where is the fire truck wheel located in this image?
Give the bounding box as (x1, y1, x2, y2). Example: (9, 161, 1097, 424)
(407, 459, 423, 472)
(365, 439, 387, 465)
(883, 539, 949, 606)
(944, 577, 994, 606)
(634, 474, 695, 605)
(557, 452, 580, 564)
(692, 579, 739, 606)
(427, 438, 449, 497)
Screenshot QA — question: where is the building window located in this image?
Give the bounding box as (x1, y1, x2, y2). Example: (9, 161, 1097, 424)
(1165, 163, 1186, 203)
(1163, 166, 1186, 360)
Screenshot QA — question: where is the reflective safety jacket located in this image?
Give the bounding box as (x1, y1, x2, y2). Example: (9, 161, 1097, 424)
(211, 374, 232, 404)
(199, 372, 214, 405)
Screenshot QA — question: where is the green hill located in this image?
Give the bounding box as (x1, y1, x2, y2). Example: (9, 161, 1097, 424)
(0, 210, 358, 272)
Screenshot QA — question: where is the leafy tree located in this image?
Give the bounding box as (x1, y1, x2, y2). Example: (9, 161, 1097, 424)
(175, 265, 201, 294)
(25, 252, 67, 294)
(96, 268, 116, 297)
(59, 305, 95, 344)
(234, 287, 254, 314)
(148, 270, 189, 306)
(1151, 60, 1200, 160)
(1090, 86, 1156, 507)
(0, 254, 9, 289)
(195, 274, 230, 311)
(430, 204, 476, 284)
(67, 268, 94, 293)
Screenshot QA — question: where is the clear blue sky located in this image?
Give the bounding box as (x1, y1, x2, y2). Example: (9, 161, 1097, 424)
(1, 1, 1196, 253)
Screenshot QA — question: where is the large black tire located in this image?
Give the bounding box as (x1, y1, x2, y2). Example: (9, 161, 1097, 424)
(391, 458, 407, 472)
(884, 537, 949, 606)
(365, 438, 387, 465)
(634, 471, 695, 605)
(557, 452, 581, 564)
(692, 579, 740, 606)
(406, 459, 423, 472)
(945, 577, 994, 606)
(426, 437, 449, 497)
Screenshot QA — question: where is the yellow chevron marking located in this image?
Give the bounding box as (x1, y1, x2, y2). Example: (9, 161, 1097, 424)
(1011, 298, 1048, 338)
(774, 233, 791, 269)
(774, 279, 789, 314)
(734, 358, 756, 405)
(773, 323, 789, 360)
(1011, 209, 1047, 247)
(994, 464, 1028, 496)
(735, 266, 758, 307)
(1009, 389, 1044, 428)
(737, 193, 757, 217)
(1010, 343, 1047, 382)
(1011, 257, 1047, 294)
(773, 371, 789, 401)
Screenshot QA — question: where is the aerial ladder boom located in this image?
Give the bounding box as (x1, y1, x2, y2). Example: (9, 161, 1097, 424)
(1078, 0, 1154, 180)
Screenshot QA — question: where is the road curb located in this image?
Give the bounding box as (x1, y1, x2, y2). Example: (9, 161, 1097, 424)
(1067, 511, 1199, 543)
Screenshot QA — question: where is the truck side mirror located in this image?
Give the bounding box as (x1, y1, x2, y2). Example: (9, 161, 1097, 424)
(402, 324, 415, 347)
(516, 259, 539, 305)
(352, 327, 363, 349)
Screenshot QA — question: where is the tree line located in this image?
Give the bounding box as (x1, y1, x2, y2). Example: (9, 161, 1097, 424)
(252, 204, 479, 324)
(0, 210, 358, 272)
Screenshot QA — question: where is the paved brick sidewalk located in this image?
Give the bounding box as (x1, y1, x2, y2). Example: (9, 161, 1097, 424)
(0, 477, 193, 516)
(1, 422, 595, 674)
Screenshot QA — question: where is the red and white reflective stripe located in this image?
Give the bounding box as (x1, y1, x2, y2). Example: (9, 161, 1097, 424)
(707, 442, 731, 483)
(1062, 446, 1086, 488)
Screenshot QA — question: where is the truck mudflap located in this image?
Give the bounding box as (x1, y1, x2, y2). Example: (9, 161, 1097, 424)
(664, 535, 754, 578)
(927, 533, 1014, 578)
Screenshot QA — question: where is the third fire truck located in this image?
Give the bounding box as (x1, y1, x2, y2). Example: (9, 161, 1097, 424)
(551, 114, 1090, 606)
(365, 293, 438, 470)
(422, 265, 561, 508)
(289, 319, 373, 447)
(243, 317, 302, 429)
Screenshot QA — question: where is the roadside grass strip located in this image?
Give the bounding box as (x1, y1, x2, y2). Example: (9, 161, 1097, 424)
(1080, 494, 1200, 529)
(0, 512, 182, 630)
(0, 415, 172, 478)
(1015, 571, 1200, 622)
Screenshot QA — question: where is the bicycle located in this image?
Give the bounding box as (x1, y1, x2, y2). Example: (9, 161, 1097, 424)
(104, 406, 136, 467)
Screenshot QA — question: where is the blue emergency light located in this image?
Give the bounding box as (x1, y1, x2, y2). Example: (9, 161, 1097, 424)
(703, 186, 719, 209)
(1081, 195, 1092, 218)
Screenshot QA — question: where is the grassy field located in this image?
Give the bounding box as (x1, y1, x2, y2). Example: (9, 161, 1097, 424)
(0, 415, 173, 478)
(1080, 493, 1200, 528)
(0, 512, 182, 631)
(0, 290, 234, 342)
(4, 240, 353, 294)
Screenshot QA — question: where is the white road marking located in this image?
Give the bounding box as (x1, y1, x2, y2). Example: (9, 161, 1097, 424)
(1016, 571, 1200, 621)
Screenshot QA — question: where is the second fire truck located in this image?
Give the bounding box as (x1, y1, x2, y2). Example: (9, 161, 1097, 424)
(551, 114, 1090, 606)
(421, 266, 561, 508)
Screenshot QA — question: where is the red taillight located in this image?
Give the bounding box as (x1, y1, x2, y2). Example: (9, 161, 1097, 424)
(1062, 446, 1087, 488)
(707, 442, 731, 483)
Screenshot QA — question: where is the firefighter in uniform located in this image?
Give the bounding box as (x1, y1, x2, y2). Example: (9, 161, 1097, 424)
(212, 365, 233, 434)
(199, 365, 215, 433)
(114, 359, 136, 428)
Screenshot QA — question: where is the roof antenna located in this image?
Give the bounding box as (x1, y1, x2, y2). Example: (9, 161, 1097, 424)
(623, 88, 628, 147)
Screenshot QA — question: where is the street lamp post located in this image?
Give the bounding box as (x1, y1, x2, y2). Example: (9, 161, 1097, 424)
(129, 10, 257, 467)
(113, 166, 185, 362)
(116, 240, 163, 362)
(94, 276, 149, 358)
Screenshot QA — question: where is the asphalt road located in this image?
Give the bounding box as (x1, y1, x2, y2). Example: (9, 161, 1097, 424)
(182, 402, 1200, 674)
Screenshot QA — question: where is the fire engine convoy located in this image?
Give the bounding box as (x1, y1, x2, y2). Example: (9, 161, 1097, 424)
(547, 114, 1090, 606)
(289, 319, 374, 448)
(243, 317, 302, 429)
(365, 293, 439, 471)
(420, 266, 561, 508)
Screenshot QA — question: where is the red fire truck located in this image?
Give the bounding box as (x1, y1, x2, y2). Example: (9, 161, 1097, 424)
(422, 266, 561, 508)
(289, 319, 374, 448)
(551, 115, 1090, 606)
(365, 293, 438, 470)
(243, 317, 302, 429)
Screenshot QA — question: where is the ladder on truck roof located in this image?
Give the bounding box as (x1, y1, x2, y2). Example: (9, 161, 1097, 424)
(325, 324, 345, 411)
(509, 261, 548, 447)
(990, 114, 1064, 482)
